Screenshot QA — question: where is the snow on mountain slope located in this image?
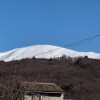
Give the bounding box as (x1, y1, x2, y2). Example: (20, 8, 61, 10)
(0, 45, 100, 62)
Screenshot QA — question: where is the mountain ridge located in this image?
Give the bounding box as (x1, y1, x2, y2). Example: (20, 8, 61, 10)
(0, 45, 100, 62)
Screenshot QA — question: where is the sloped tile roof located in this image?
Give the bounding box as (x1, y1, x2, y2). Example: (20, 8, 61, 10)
(20, 82, 63, 93)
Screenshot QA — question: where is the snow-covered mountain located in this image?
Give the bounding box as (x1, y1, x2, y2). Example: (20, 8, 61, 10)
(0, 45, 100, 62)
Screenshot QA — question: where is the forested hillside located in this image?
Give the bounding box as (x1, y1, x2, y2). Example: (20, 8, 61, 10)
(0, 57, 100, 100)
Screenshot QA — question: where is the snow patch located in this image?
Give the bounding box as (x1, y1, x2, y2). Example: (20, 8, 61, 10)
(0, 45, 100, 62)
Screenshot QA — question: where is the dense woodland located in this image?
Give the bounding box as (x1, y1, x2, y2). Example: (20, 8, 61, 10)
(0, 56, 100, 100)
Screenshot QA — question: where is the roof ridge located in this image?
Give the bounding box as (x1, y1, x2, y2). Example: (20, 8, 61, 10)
(21, 82, 56, 84)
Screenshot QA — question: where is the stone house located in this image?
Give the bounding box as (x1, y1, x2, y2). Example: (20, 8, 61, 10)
(18, 82, 64, 100)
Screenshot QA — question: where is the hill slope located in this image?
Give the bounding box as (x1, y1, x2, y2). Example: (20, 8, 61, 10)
(0, 58, 100, 100)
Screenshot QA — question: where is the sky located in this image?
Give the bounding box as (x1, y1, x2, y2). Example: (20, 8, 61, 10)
(0, 0, 100, 52)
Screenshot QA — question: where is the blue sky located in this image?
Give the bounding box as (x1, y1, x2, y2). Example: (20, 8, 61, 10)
(0, 0, 100, 52)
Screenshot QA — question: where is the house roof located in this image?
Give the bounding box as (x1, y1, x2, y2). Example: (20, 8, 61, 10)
(20, 82, 63, 93)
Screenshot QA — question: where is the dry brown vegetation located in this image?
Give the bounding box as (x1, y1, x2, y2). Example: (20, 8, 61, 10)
(0, 57, 100, 100)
